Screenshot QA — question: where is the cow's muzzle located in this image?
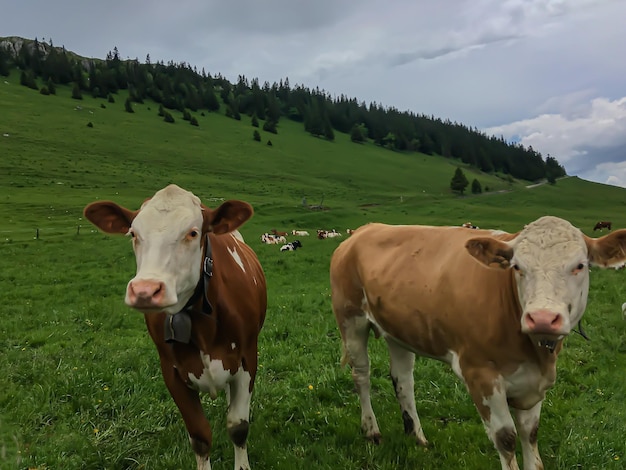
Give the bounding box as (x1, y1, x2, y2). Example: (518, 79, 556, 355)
(523, 309, 568, 353)
(523, 309, 565, 335)
(126, 279, 170, 309)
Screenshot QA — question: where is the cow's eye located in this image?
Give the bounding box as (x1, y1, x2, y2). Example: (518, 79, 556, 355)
(573, 263, 585, 274)
(128, 230, 136, 239)
(187, 229, 200, 240)
(512, 264, 520, 271)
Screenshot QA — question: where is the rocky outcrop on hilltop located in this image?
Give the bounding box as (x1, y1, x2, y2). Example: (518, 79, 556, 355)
(0, 36, 50, 59)
(0, 36, 93, 69)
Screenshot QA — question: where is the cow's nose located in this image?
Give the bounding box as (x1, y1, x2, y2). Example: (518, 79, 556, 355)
(525, 309, 563, 334)
(127, 279, 165, 306)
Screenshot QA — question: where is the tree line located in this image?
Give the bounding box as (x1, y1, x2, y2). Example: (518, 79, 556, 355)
(0, 37, 566, 183)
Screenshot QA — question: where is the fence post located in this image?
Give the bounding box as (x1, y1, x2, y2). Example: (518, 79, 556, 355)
(36, 228, 39, 239)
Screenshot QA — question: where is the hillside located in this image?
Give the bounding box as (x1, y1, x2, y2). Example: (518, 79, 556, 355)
(0, 36, 566, 184)
(0, 58, 625, 241)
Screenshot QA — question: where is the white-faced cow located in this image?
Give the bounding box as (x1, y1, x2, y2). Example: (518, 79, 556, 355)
(84, 184, 267, 470)
(330, 216, 626, 470)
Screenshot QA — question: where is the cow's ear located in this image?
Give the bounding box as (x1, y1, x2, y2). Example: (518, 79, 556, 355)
(84, 201, 137, 234)
(465, 237, 514, 269)
(203, 200, 253, 235)
(585, 230, 626, 268)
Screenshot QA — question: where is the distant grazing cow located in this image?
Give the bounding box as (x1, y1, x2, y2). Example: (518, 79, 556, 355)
(330, 216, 626, 470)
(271, 229, 288, 237)
(462, 222, 480, 229)
(84, 184, 267, 470)
(280, 240, 303, 251)
(261, 233, 286, 244)
(593, 221, 612, 231)
(346, 229, 356, 235)
(261, 233, 279, 244)
(319, 229, 342, 239)
(292, 230, 310, 236)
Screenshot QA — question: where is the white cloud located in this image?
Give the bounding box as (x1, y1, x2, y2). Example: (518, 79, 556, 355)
(583, 161, 626, 188)
(484, 96, 626, 179)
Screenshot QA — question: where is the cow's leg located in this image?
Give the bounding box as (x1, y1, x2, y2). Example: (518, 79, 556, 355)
(513, 402, 544, 470)
(225, 367, 253, 470)
(385, 338, 428, 446)
(342, 314, 381, 443)
(464, 371, 520, 470)
(161, 363, 213, 470)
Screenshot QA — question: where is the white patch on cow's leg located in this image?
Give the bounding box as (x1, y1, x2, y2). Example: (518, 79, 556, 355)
(342, 314, 381, 443)
(479, 381, 520, 470)
(194, 452, 211, 470)
(385, 338, 427, 446)
(227, 368, 252, 470)
(514, 402, 544, 470)
(189, 435, 212, 470)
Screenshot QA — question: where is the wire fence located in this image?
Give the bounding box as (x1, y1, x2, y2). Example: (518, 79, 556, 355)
(1, 225, 104, 243)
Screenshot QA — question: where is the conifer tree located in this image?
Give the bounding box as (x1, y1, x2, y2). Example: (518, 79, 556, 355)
(471, 178, 482, 194)
(350, 123, 367, 143)
(71, 83, 83, 99)
(324, 119, 335, 141)
(0, 51, 9, 76)
(20, 70, 38, 90)
(450, 168, 469, 195)
(125, 97, 134, 113)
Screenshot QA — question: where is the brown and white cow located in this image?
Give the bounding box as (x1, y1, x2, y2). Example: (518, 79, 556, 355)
(462, 221, 480, 229)
(271, 228, 288, 237)
(84, 184, 267, 470)
(593, 220, 612, 231)
(330, 216, 626, 470)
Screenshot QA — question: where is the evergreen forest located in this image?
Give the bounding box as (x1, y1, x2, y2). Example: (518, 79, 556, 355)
(0, 36, 567, 183)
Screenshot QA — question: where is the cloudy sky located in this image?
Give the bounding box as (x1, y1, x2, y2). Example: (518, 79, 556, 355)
(3, 1, 626, 186)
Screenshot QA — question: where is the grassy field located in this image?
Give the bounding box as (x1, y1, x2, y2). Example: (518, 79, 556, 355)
(2, 69, 626, 469)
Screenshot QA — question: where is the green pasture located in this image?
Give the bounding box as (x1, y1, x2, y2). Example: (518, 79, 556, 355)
(1, 70, 626, 469)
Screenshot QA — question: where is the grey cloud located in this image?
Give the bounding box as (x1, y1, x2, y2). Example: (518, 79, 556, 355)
(2, 0, 626, 187)
(536, 91, 596, 119)
(570, 144, 626, 175)
(385, 31, 522, 67)
(200, 0, 352, 35)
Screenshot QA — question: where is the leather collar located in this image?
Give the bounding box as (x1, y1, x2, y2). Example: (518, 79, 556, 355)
(164, 234, 213, 344)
